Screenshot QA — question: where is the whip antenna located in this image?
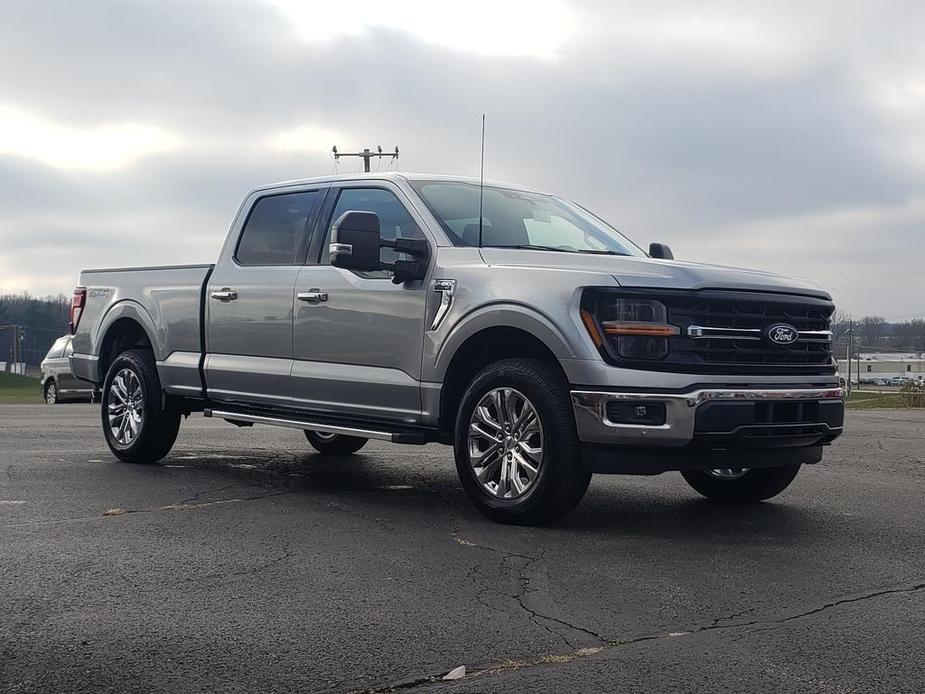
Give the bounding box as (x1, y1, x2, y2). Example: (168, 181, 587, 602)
(478, 114, 485, 248)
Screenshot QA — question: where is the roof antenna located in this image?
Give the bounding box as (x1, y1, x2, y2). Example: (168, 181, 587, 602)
(478, 114, 485, 248)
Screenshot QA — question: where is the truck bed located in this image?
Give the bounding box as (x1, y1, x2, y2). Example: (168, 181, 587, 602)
(70, 264, 215, 393)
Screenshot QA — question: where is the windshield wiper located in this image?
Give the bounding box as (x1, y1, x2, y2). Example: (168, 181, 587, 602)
(491, 244, 579, 253)
(485, 245, 628, 256)
(576, 249, 629, 256)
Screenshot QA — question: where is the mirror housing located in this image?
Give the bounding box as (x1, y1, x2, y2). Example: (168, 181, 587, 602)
(330, 211, 383, 271)
(648, 242, 674, 260)
(329, 210, 429, 283)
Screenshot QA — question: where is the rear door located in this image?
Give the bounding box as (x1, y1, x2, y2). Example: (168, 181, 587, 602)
(206, 186, 326, 407)
(59, 338, 90, 394)
(291, 182, 432, 422)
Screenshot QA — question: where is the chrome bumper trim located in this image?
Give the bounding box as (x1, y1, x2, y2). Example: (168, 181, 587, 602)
(571, 387, 845, 446)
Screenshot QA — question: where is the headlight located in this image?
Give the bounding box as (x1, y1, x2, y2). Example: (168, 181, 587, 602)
(580, 295, 679, 361)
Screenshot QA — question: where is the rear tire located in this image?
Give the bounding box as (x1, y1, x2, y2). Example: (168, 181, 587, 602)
(681, 464, 802, 502)
(454, 358, 591, 526)
(304, 430, 368, 455)
(44, 380, 58, 405)
(101, 349, 181, 463)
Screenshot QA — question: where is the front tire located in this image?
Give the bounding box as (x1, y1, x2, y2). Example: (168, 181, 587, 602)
(454, 358, 591, 526)
(101, 349, 181, 463)
(44, 380, 58, 405)
(304, 430, 368, 455)
(681, 464, 802, 502)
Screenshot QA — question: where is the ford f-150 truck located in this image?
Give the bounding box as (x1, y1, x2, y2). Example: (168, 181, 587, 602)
(70, 173, 844, 524)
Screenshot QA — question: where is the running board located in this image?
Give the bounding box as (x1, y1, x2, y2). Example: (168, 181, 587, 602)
(203, 408, 426, 444)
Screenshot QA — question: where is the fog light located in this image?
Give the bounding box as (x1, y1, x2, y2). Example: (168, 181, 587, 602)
(606, 401, 667, 426)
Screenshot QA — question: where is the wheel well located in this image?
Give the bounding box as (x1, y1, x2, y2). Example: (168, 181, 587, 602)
(99, 318, 154, 382)
(439, 326, 567, 431)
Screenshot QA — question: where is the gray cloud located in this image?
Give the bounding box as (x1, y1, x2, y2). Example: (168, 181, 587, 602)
(0, 0, 923, 318)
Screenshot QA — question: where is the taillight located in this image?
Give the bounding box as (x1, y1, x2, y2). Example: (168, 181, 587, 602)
(69, 287, 86, 334)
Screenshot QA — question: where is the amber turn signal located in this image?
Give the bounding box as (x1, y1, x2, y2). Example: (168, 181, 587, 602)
(580, 310, 604, 346)
(601, 321, 680, 337)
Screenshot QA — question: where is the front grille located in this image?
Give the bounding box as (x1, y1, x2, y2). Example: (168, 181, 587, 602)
(664, 291, 835, 374)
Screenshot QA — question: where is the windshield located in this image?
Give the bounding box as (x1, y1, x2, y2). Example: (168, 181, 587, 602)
(410, 180, 645, 256)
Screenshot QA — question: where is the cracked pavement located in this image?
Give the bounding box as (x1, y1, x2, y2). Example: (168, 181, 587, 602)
(2, 404, 924, 693)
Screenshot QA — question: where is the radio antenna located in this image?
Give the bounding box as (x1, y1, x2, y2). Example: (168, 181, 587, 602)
(478, 114, 485, 248)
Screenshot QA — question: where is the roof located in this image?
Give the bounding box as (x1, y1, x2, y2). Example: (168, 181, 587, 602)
(252, 171, 551, 196)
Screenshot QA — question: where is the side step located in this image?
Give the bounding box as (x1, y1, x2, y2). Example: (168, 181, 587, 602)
(203, 408, 436, 444)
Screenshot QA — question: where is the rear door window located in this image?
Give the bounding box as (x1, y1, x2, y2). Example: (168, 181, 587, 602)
(236, 190, 321, 266)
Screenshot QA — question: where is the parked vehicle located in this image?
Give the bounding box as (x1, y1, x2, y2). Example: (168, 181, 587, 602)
(40, 335, 97, 404)
(69, 173, 844, 524)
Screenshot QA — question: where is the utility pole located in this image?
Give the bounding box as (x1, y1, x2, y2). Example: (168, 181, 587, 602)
(846, 323, 853, 394)
(332, 145, 399, 173)
(857, 344, 861, 385)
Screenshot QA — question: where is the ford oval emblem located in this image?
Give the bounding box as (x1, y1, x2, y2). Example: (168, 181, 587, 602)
(766, 323, 799, 346)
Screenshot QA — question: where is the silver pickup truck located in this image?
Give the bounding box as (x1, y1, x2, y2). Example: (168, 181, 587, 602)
(70, 172, 844, 524)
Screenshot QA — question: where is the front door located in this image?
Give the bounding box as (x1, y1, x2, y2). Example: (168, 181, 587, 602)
(292, 183, 431, 423)
(206, 186, 325, 407)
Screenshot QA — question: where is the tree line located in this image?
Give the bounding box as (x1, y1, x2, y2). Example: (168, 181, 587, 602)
(0, 293, 71, 365)
(832, 311, 925, 354)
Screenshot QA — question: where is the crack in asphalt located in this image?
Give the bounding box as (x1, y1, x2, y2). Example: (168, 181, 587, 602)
(337, 579, 925, 693)
(0, 489, 290, 527)
(510, 551, 607, 650)
(451, 533, 608, 652)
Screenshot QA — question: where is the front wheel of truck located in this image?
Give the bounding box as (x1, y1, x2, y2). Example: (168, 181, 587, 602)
(101, 349, 181, 463)
(681, 464, 802, 502)
(454, 358, 591, 526)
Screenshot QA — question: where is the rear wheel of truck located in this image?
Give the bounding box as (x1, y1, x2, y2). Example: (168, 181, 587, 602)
(454, 358, 591, 526)
(304, 430, 368, 455)
(681, 464, 802, 502)
(101, 349, 181, 463)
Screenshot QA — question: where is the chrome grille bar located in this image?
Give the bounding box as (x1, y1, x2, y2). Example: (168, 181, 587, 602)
(687, 325, 833, 342)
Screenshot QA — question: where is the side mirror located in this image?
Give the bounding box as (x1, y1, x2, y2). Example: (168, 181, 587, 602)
(649, 242, 674, 260)
(330, 211, 383, 271)
(329, 210, 430, 283)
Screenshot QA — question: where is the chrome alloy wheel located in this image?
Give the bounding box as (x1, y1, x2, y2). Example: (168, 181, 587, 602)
(468, 387, 544, 499)
(45, 382, 57, 404)
(311, 431, 338, 441)
(108, 368, 144, 445)
(706, 468, 750, 480)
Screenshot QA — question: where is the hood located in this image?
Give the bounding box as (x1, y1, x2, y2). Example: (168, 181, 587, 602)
(478, 248, 831, 299)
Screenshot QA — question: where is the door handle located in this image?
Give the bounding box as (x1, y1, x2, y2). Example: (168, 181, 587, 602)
(297, 289, 328, 303)
(210, 289, 237, 301)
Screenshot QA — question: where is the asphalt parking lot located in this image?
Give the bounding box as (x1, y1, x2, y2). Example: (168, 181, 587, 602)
(2, 404, 924, 693)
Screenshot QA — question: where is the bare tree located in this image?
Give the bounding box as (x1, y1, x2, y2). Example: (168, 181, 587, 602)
(858, 315, 886, 350)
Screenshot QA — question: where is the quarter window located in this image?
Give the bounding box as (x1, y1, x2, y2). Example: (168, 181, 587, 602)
(46, 337, 68, 359)
(236, 191, 320, 266)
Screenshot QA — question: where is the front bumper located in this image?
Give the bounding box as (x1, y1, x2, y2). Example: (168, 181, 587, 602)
(572, 386, 844, 448)
(572, 386, 844, 474)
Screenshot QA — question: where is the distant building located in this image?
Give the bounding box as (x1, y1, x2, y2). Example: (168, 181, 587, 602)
(837, 356, 925, 383)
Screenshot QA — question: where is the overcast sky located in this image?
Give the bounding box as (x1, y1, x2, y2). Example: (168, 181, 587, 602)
(1, 0, 922, 318)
